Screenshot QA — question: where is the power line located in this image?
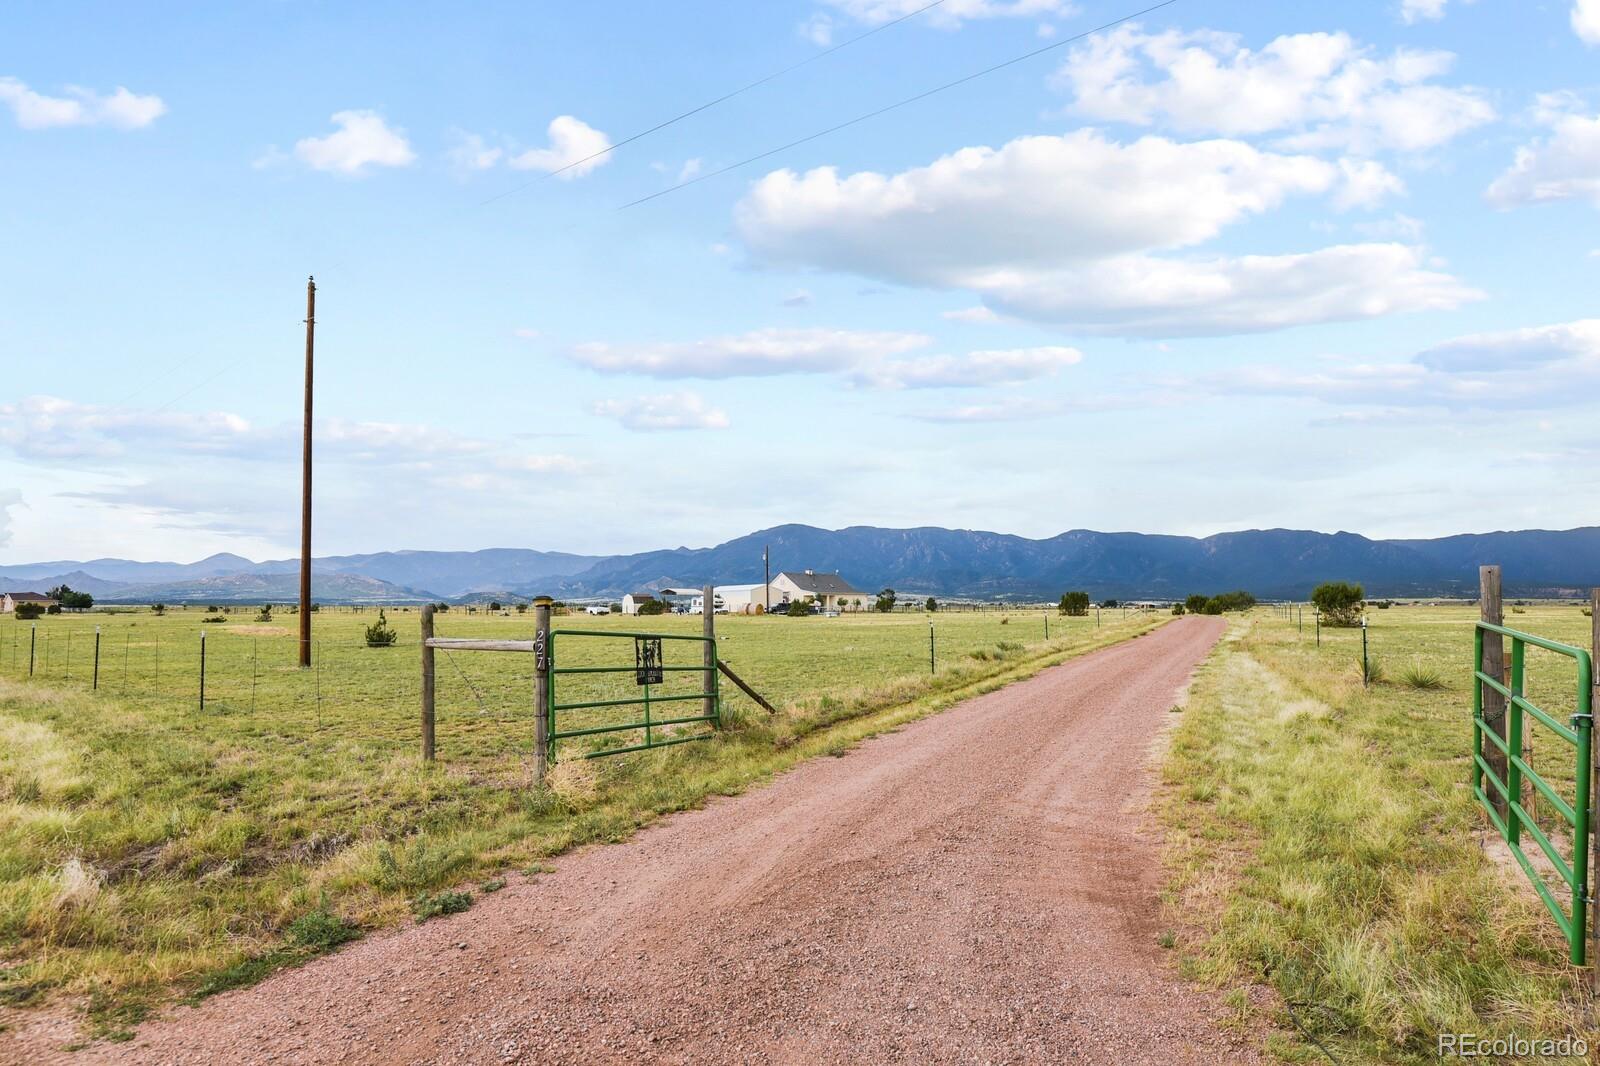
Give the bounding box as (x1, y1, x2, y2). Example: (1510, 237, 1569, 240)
(620, 0, 1183, 210)
(479, 0, 951, 206)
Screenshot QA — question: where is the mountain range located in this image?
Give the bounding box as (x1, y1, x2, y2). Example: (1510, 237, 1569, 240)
(2, 524, 1596, 604)
(6, 524, 1593, 605)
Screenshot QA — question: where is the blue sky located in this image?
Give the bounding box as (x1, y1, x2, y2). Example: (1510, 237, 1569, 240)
(4, 0, 1600, 563)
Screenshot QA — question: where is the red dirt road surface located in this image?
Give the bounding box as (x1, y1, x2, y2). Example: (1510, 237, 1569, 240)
(74, 616, 1265, 1064)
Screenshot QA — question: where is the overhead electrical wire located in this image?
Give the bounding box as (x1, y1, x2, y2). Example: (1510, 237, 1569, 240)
(478, 0, 952, 206)
(619, 0, 1183, 209)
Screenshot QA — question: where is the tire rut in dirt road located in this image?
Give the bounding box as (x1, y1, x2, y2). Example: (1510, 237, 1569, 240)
(75, 616, 1264, 1065)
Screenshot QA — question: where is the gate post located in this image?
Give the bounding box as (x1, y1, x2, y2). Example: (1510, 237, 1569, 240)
(1480, 566, 1508, 822)
(420, 604, 436, 762)
(535, 597, 552, 782)
(703, 585, 716, 727)
(1590, 586, 1599, 997)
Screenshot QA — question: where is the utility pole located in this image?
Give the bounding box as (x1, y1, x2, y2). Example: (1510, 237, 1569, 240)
(299, 276, 315, 668)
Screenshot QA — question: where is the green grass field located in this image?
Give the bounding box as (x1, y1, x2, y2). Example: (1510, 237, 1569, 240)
(0, 602, 1163, 1040)
(1164, 603, 1598, 1064)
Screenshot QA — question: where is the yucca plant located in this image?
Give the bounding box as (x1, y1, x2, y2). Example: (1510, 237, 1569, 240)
(364, 609, 397, 648)
(1399, 660, 1446, 690)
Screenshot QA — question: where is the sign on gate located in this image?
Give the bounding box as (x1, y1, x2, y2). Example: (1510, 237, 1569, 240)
(635, 637, 664, 685)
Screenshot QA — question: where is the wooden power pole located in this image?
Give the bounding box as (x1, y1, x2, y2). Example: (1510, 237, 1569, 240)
(299, 277, 315, 668)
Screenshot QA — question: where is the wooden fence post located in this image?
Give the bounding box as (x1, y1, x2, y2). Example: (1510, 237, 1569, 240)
(534, 597, 552, 783)
(703, 585, 716, 726)
(1480, 565, 1507, 822)
(420, 604, 435, 762)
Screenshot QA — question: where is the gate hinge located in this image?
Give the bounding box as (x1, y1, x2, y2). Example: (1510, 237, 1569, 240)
(1570, 712, 1594, 728)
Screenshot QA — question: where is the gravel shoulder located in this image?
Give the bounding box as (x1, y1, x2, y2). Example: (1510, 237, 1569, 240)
(29, 616, 1265, 1064)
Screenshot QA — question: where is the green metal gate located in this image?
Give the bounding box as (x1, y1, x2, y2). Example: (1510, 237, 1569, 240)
(547, 628, 720, 761)
(1472, 621, 1594, 963)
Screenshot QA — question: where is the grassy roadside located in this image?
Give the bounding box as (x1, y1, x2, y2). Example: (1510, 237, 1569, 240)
(0, 608, 1166, 1045)
(1161, 606, 1597, 1064)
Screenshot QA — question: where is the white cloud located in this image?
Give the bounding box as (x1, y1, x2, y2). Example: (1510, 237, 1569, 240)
(1196, 319, 1600, 411)
(1399, 0, 1447, 24)
(735, 132, 1474, 336)
(782, 288, 815, 307)
(294, 110, 416, 175)
(1576, 0, 1600, 45)
(822, 0, 1076, 27)
(1353, 212, 1425, 240)
(800, 13, 835, 45)
(978, 244, 1478, 337)
(0, 77, 166, 130)
(568, 327, 929, 378)
(941, 306, 1000, 323)
(1486, 94, 1600, 208)
(1335, 158, 1405, 209)
(1054, 27, 1494, 153)
(738, 131, 1341, 284)
(852, 346, 1082, 389)
(446, 130, 503, 173)
(591, 392, 732, 432)
(509, 115, 612, 178)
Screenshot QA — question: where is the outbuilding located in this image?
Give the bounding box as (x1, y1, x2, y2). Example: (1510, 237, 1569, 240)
(620, 592, 659, 616)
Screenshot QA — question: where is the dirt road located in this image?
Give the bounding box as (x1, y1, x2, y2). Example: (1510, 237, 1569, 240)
(83, 616, 1262, 1064)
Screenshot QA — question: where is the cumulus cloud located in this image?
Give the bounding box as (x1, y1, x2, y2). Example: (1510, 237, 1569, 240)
(1194, 319, 1600, 411)
(1054, 27, 1494, 153)
(980, 244, 1478, 337)
(294, 110, 416, 175)
(738, 131, 1343, 284)
(569, 328, 929, 379)
(735, 132, 1474, 336)
(821, 0, 1076, 27)
(591, 392, 732, 432)
(446, 130, 503, 173)
(0, 76, 165, 130)
(942, 306, 1000, 323)
(1486, 93, 1600, 209)
(1577, 0, 1600, 45)
(509, 115, 612, 178)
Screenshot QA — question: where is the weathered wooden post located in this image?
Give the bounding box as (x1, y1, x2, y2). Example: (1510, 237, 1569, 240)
(420, 603, 436, 762)
(1480, 565, 1507, 821)
(702, 585, 716, 726)
(535, 597, 552, 780)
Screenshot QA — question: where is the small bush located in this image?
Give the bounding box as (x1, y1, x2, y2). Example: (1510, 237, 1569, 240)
(1399, 661, 1446, 690)
(411, 890, 472, 922)
(286, 907, 360, 951)
(637, 599, 668, 616)
(1362, 657, 1386, 684)
(364, 609, 397, 648)
(13, 602, 44, 620)
(202, 615, 226, 624)
(1171, 603, 1186, 615)
(150, 603, 166, 616)
(1059, 591, 1090, 616)
(256, 605, 273, 622)
(786, 599, 813, 617)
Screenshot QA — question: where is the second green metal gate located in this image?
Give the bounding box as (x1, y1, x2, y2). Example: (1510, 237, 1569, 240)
(547, 628, 721, 761)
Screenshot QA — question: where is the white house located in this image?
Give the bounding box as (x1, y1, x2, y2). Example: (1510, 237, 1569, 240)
(2, 592, 57, 613)
(768, 571, 867, 612)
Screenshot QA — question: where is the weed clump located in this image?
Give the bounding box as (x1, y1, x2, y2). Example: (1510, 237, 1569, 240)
(411, 890, 472, 922)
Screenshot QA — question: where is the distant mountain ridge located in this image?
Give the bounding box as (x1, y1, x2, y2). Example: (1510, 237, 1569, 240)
(2, 526, 1596, 603)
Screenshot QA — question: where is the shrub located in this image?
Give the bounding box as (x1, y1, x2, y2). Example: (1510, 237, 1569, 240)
(410, 890, 472, 923)
(1102, 599, 1120, 608)
(1202, 590, 1257, 614)
(151, 603, 166, 616)
(256, 604, 273, 622)
(488, 601, 502, 612)
(364, 609, 397, 648)
(1399, 661, 1446, 690)
(14, 602, 44, 620)
(1059, 591, 1090, 616)
(875, 588, 897, 613)
(202, 614, 227, 624)
(786, 599, 813, 617)
(636, 599, 668, 616)
(1363, 657, 1386, 684)
(925, 597, 938, 612)
(1171, 603, 1186, 615)
(1311, 581, 1364, 627)
(286, 906, 360, 951)
(1183, 593, 1209, 614)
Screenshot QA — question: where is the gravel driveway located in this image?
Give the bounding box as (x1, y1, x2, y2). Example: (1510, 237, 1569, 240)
(58, 615, 1264, 1064)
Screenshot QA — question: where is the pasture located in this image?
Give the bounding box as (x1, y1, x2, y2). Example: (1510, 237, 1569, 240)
(0, 603, 1162, 1038)
(1165, 602, 1598, 1063)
